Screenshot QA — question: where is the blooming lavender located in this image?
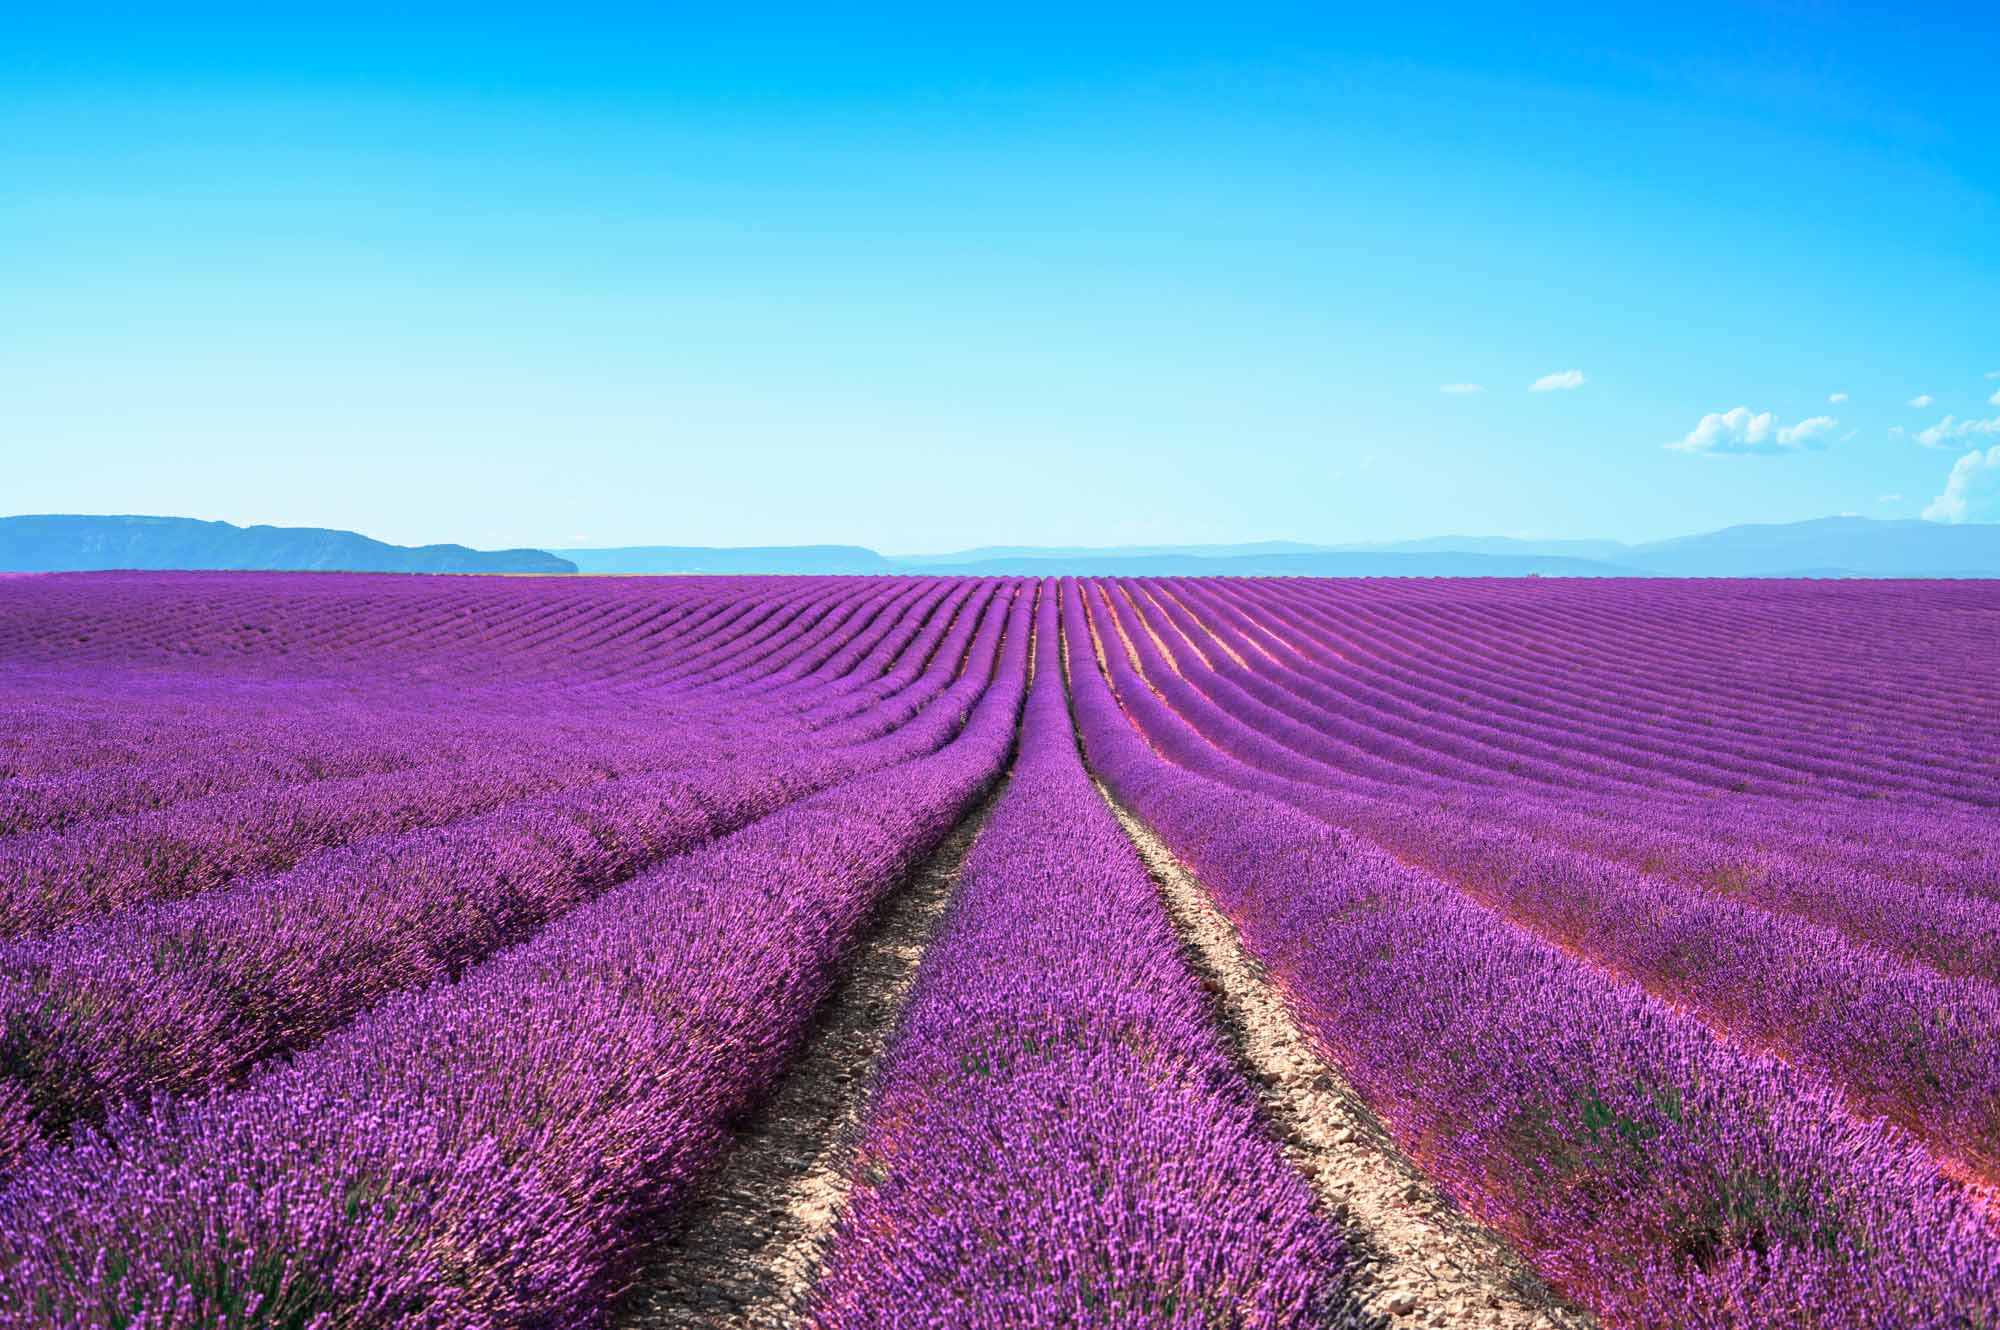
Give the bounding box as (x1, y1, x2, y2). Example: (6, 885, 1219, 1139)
(808, 584, 1354, 1328)
(0, 566, 1995, 1330)
(0, 587, 1031, 1330)
(1066, 578, 2000, 1328)
(1092, 578, 2000, 1178)
(0, 581, 1014, 1174)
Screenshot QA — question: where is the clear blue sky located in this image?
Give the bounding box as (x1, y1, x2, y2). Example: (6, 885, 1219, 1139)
(5, 3, 1997, 551)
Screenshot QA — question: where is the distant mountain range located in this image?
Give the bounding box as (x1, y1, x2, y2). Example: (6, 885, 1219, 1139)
(563, 517, 2000, 578)
(0, 516, 576, 575)
(7, 514, 2000, 579)
(872, 550, 1636, 578)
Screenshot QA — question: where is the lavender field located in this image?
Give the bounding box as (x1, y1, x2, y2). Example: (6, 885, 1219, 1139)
(0, 570, 1996, 1330)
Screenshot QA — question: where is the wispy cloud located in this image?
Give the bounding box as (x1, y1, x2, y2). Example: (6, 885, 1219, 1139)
(1530, 369, 1586, 392)
(1439, 383, 1483, 395)
(1989, 387, 2000, 406)
(1915, 415, 2000, 450)
(1987, 370, 2000, 380)
(1828, 392, 1849, 404)
(1666, 407, 1837, 456)
(1924, 445, 2000, 523)
(1878, 493, 1903, 503)
(1909, 393, 1935, 408)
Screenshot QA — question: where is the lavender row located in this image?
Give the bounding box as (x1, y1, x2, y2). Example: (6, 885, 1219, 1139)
(720, 581, 941, 698)
(648, 581, 905, 695)
(0, 572, 712, 681)
(1152, 579, 1959, 861)
(0, 583, 1031, 1330)
(1400, 578, 1999, 737)
(1206, 577, 1990, 804)
(645, 579, 966, 704)
(0, 580, 977, 935)
(789, 580, 969, 716)
(1063, 580, 2000, 1330)
(0, 584, 1020, 1175)
(1177, 578, 1991, 808)
(1139, 582, 2000, 943)
(808, 585, 1351, 1329)
(1264, 577, 1996, 773)
(0, 579, 825, 820)
(1434, 788, 2000, 980)
(0, 703, 456, 834)
(0, 729, 705, 938)
(1281, 578, 2000, 800)
(1161, 580, 1752, 798)
(775, 580, 950, 706)
(1171, 578, 1802, 795)
(0, 573, 901, 693)
(802, 580, 987, 724)
(1094, 580, 2000, 1180)
(496, 579, 847, 695)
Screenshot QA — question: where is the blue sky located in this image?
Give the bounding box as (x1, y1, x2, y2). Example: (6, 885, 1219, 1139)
(4, 3, 1997, 551)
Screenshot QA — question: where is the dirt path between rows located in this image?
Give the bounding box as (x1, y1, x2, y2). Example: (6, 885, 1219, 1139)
(1100, 783, 1596, 1330)
(615, 777, 1006, 1330)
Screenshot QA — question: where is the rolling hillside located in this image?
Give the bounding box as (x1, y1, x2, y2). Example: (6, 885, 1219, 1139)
(0, 516, 576, 575)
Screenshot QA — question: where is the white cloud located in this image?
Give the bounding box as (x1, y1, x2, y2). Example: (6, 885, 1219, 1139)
(1439, 383, 1483, 394)
(1915, 415, 2000, 449)
(1924, 446, 2000, 523)
(1666, 407, 1837, 455)
(1909, 393, 1935, 407)
(1878, 493, 1903, 503)
(1530, 369, 1586, 392)
(1987, 370, 2000, 380)
(1989, 388, 2000, 406)
(1828, 392, 1849, 404)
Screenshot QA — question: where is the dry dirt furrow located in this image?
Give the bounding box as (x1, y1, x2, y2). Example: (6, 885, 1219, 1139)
(1100, 783, 1596, 1330)
(615, 780, 1005, 1330)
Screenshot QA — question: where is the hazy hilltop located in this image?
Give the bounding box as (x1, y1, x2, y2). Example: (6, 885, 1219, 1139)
(896, 518, 2000, 578)
(0, 516, 576, 575)
(7, 514, 2000, 578)
(562, 517, 2000, 577)
(1331, 518, 2000, 577)
(1618, 517, 2000, 578)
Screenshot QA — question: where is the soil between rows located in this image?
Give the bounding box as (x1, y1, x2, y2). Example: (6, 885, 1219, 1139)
(1098, 781, 1596, 1330)
(615, 774, 1010, 1329)
(614, 757, 1591, 1330)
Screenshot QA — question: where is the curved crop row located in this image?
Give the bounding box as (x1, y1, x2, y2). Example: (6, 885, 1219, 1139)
(1090, 579, 2000, 1184)
(0, 586, 1020, 1174)
(0, 582, 1032, 1330)
(809, 585, 1352, 1328)
(0, 579, 979, 936)
(1063, 579, 2000, 1329)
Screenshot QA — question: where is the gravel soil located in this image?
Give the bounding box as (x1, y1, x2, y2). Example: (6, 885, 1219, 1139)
(615, 779, 1007, 1330)
(614, 764, 1595, 1330)
(1100, 783, 1597, 1330)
